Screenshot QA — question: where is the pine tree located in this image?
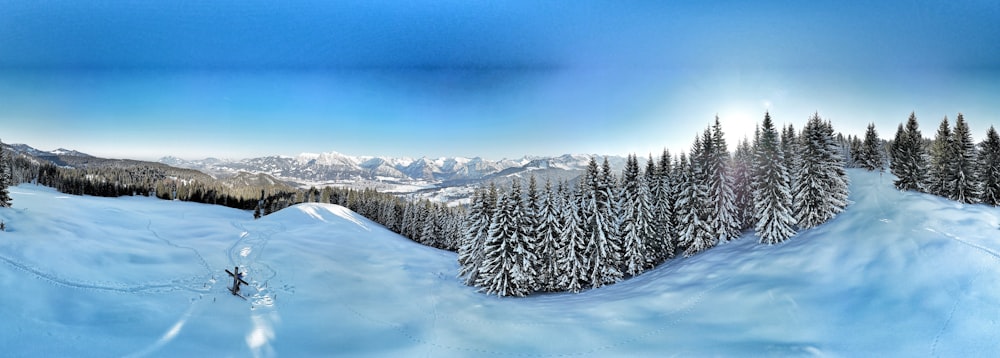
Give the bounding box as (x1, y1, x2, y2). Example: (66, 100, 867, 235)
(782, 123, 801, 189)
(822, 120, 850, 218)
(673, 153, 692, 253)
(535, 178, 563, 291)
(602, 157, 626, 274)
(524, 175, 541, 243)
(793, 115, 826, 229)
(948, 114, 979, 203)
(401, 201, 418, 240)
(753, 112, 796, 244)
(523, 175, 543, 289)
(419, 201, 442, 247)
(651, 150, 676, 261)
(929, 117, 954, 197)
(732, 137, 754, 230)
(557, 184, 589, 292)
(477, 180, 537, 296)
(635, 165, 657, 267)
(707, 117, 740, 243)
(858, 123, 884, 171)
(458, 185, 495, 285)
(793, 113, 848, 229)
(833, 133, 852, 168)
(443, 207, 464, 251)
(848, 135, 863, 168)
(478, 189, 515, 296)
(644, 153, 663, 261)
(581, 156, 623, 288)
(978, 126, 1000, 206)
(890, 113, 928, 192)
(0, 140, 11, 208)
(890, 123, 908, 185)
(676, 137, 714, 256)
(619, 154, 651, 276)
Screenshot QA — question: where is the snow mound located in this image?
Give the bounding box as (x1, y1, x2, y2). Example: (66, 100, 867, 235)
(267, 203, 371, 231)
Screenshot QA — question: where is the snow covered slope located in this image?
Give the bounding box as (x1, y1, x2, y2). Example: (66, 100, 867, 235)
(1, 169, 999, 356)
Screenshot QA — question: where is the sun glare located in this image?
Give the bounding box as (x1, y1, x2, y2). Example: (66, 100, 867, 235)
(717, 106, 762, 148)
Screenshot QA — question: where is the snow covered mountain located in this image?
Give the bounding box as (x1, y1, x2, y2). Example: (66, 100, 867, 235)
(159, 156, 229, 168)
(161, 151, 626, 189)
(2, 169, 999, 356)
(49, 148, 93, 157)
(5, 143, 93, 161)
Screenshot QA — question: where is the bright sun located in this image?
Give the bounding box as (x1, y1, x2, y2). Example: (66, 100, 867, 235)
(717, 108, 761, 146)
(715, 98, 777, 148)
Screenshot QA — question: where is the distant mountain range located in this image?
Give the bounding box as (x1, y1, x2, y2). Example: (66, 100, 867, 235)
(1, 142, 626, 202)
(7, 144, 94, 163)
(159, 151, 627, 188)
(3, 143, 298, 197)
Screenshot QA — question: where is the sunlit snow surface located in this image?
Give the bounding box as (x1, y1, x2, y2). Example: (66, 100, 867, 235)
(2, 169, 1000, 356)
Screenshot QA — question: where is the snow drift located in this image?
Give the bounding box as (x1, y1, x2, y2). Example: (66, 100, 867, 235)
(1, 169, 999, 356)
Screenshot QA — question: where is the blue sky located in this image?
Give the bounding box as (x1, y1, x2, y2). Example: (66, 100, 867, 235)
(1, 1, 998, 160)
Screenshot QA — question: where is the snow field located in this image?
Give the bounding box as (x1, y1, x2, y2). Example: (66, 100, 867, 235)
(1, 169, 1000, 356)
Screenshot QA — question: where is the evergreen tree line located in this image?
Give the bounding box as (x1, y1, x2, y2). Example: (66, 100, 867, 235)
(889, 112, 1000, 205)
(5, 154, 287, 211)
(327, 187, 467, 251)
(459, 113, 850, 296)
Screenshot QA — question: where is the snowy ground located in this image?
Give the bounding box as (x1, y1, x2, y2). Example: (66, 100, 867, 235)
(2, 169, 1000, 356)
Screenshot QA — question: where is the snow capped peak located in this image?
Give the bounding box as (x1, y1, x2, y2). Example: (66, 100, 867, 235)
(294, 152, 320, 164)
(4, 144, 92, 158)
(151, 148, 626, 186)
(159, 156, 189, 166)
(296, 151, 359, 167)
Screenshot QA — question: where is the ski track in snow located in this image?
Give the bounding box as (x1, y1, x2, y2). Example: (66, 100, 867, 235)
(127, 220, 287, 357)
(924, 226, 1000, 357)
(929, 256, 989, 358)
(145, 219, 213, 275)
(0, 220, 217, 296)
(0, 220, 210, 295)
(926, 227, 1000, 261)
(0, 253, 204, 294)
(228, 221, 284, 300)
(227, 221, 285, 358)
(931, 276, 968, 358)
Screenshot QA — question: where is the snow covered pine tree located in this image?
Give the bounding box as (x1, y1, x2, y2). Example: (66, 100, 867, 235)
(978, 126, 1000, 206)
(858, 123, 884, 171)
(793, 113, 849, 229)
(947, 114, 980, 204)
(0, 140, 12, 208)
(706, 118, 740, 244)
(752, 112, 796, 244)
(929, 117, 954, 197)
(478, 180, 537, 296)
(889, 113, 928, 192)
